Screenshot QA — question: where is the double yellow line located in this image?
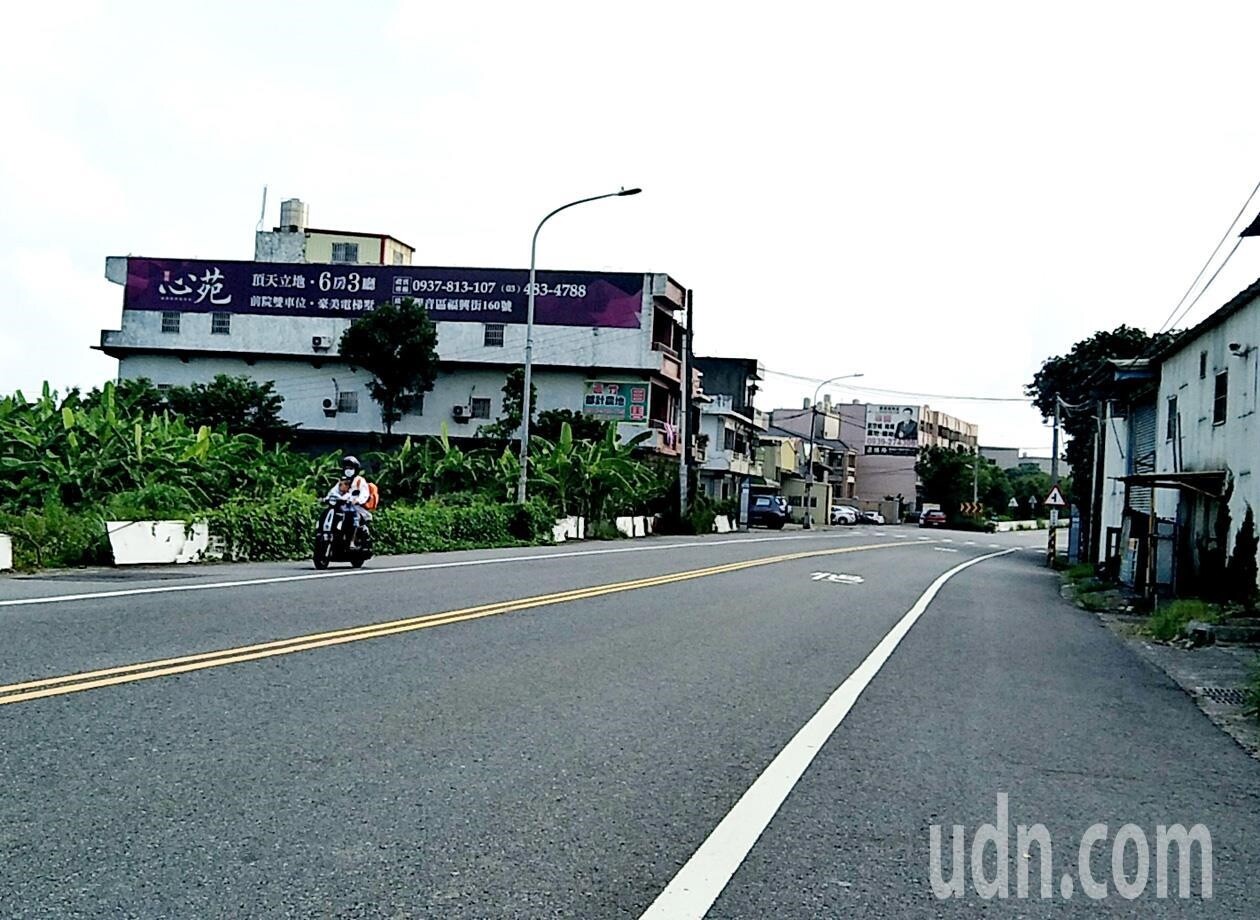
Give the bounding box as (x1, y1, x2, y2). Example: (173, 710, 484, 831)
(0, 541, 918, 707)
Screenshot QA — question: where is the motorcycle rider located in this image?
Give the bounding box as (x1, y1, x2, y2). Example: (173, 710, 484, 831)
(324, 455, 372, 548)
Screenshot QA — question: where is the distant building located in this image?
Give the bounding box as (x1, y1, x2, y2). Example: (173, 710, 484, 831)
(97, 198, 687, 455)
(979, 446, 1063, 477)
(693, 357, 765, 502)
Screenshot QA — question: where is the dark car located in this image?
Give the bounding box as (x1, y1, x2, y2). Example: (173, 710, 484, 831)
(919, 509, 948, 528)
(748, 495, 787, 529)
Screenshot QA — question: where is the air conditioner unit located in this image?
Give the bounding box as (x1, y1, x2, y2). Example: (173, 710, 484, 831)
(451, 404, 470, 422)
(312, 335, 333, 351)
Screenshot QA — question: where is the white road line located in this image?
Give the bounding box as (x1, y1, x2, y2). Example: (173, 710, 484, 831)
(0, 532, 893, 609)
(933, 547, 960, 553)
(637, 548, 1016, 920)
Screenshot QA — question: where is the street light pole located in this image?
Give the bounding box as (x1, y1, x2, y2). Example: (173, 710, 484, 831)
(803, 372, 864, 529)
(515, 188, 642, 504)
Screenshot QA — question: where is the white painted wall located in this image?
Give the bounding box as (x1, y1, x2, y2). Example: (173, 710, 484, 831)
(1098, 411, 1129, 563)
(1156, 292, 1260, 574)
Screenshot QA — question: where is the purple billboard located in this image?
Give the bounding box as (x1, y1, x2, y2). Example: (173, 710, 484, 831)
(122, 258, 645, 329)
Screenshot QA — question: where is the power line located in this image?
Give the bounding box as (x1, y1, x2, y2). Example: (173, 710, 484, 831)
(1153, 175, 1260, 338)
(761, 368, 1031, 403)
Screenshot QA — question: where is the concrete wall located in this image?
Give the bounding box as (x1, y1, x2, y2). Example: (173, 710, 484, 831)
(1156, 296, 1260, 579)
(116, 352, 659, 443)
(1097, 411, 1130, 563)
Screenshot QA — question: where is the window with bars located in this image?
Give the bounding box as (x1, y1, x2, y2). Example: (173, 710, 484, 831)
(1213, 371, 1228, 425)
(337, 391, 359, 414)
(161, 311, 181, 334)
(483, 323, 505, 347)
(471, 397, 492, 419)
(211, 312, 231, 335)
(331, 242, 359, 264)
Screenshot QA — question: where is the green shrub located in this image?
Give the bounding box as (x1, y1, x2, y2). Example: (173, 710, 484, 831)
(508, 498, 557, 544)
(1145, 599, 1222, 641)
(0, 502, 110, 569)
(590, 520, 622, 541)
(1064, 563, 1095, 583)
(105, 483, 199, 521)
(206, 491, 317, 562)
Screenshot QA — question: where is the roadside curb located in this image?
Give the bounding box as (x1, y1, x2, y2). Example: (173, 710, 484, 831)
(1095, 610, 1260, 762)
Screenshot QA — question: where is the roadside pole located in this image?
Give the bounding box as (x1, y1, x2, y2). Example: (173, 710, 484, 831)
(678, 289, 693, 517)
(1048, 398, 1061, 566)
(972, 449, 979, 505)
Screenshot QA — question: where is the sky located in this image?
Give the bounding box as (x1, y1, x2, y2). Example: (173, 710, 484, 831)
(6, 1, 1260, 451)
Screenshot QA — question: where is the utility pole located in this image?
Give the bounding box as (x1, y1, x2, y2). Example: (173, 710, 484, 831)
(1047, 397, 1061, 566)
(972, 447, 979, 505)
(678, 289, 693, 516)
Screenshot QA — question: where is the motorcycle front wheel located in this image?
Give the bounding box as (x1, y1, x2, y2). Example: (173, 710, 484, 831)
(313, 537, 332, 570)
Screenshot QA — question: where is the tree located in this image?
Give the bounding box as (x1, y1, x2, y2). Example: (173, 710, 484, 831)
(338, 298, 439, 435)
(1226, 504, 1259, 612)
(78, 375, 295, 443)
(1026, 325, 1175, 553)
(534, 408, 610, 444)
(479, 368, 538, 441)
(916, 446, 1011, 518)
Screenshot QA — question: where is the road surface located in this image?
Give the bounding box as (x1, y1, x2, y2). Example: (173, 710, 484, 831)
(1, 527, 1256, 917)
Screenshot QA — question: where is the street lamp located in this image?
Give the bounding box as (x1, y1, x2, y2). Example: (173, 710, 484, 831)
(803, 372, 864, 529)
(516, 188, 642, 504)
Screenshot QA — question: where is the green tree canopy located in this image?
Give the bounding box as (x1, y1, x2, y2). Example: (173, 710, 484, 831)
(479, 368, 538, 441)
(338, 298, 439, 434)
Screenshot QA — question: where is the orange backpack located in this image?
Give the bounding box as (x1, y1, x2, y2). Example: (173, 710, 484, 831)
(364, 482, 381, 511)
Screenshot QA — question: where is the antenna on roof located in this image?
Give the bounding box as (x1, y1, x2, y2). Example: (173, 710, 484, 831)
(256, 185, 268, 231)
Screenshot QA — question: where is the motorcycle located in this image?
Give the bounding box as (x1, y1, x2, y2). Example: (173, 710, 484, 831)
(314, 498, 372, 570)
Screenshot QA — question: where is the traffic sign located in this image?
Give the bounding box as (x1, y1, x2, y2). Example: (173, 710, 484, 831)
(960, 502, 984, 515)
(1044, 485, 1066, 508)
(1008, 497, 1019, 509)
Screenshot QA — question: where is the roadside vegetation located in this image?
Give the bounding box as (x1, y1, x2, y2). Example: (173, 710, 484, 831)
(0, 378, 681, 570)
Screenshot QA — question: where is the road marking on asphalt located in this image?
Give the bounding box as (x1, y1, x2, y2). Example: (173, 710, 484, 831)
(0, 541, 933, 707)
(637, 548, 1017, 920)
(0, 532, 866, 610)
(933, 547, 960, 553)
(809, 572, 864, 585)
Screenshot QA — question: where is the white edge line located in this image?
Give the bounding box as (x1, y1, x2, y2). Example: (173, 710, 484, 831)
(637, 547, 1017, 920)
(0, 532, 891, 609)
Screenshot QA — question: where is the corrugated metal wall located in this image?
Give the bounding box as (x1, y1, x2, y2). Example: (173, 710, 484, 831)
(1129, 402, 1157, 514)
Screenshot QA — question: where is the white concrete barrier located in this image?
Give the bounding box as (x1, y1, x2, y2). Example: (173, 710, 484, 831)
(993, 519, 1069, 532)
(0, 533, 13, 571)
(615, 516, 635, 538)
(553, 516, 587, 543)
(713, 515, 733, 534)
(106, 520, 210, 565)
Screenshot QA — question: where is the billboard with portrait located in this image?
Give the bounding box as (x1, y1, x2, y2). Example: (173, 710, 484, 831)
(864, 404, 920, 456)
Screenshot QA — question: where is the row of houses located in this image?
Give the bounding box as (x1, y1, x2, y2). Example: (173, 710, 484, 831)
(97, 197, 982, 518)
(1095, 277, 1260, 595)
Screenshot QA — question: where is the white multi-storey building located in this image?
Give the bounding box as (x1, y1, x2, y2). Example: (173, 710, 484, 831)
(97, 201, 687, 454)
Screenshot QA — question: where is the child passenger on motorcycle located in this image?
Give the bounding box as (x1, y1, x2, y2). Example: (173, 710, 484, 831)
(324, 456, 372, 546)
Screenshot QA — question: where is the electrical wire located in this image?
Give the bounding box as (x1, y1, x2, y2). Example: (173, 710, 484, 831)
(761, 368, 1031, 403)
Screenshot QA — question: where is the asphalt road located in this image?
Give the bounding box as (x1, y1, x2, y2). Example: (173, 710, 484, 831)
(1, 527, 1256, 918)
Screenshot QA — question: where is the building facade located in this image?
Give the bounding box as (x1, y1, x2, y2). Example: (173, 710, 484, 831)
(98, 203, 687, 455)
(693, 357, 765, 502)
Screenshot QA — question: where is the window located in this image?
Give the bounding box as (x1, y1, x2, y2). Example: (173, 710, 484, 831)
(211, 312, 231, 335)
(1166, 395, 1177, 441)
(161, 311, 181, 334)
(337, 390, 359, 414)
(1199, 351, 1208, 379)
(1213, 371, 1228, 425)
(393, 251, 406, 265)
(331, 242, 359, 264)
(471, 397, 492, 419)
(406, 393, 424, 416)
(723, 429, 736, 451)
(483, 323, 505, 347)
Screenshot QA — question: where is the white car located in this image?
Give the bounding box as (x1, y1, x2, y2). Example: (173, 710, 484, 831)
(830, 505, 859, 525)
(859, 510, 886, 525)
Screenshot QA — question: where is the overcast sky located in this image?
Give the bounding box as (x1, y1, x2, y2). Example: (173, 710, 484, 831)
(6, 1, 1260, 451)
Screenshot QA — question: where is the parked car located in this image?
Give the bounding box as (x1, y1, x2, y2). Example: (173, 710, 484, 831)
(860, 510, 885, 525)
(830, 505, 859, 525)
(749, 495, 788, 529)
(919, 509, 948, 528)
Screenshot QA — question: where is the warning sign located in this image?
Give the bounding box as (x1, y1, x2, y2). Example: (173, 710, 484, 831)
(1044, 485, 1067, 508)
